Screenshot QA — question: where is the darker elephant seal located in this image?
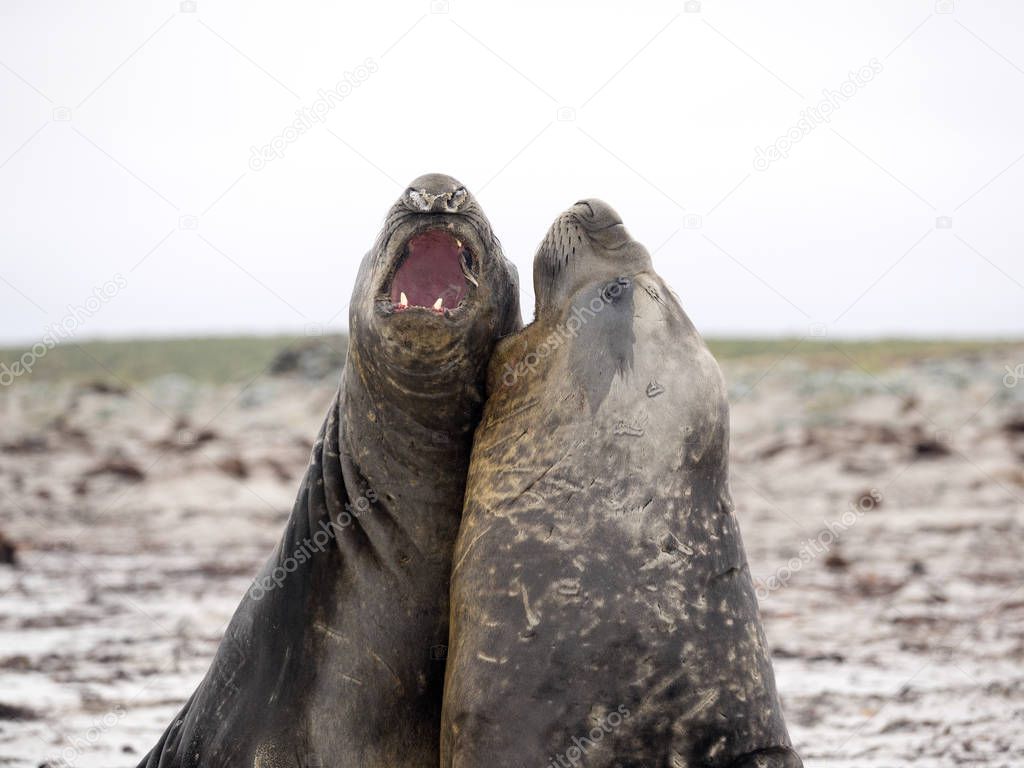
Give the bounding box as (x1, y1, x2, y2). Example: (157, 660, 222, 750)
(138, 173, 521, 768)
(441, 200, 800, 768)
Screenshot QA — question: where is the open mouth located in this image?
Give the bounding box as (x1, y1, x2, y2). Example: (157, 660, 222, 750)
(388, 228, 477, 315)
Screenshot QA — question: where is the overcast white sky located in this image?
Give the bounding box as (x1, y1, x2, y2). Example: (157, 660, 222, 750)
(1, 0, 1022, 345)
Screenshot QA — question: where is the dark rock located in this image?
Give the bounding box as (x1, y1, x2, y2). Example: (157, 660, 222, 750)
(155, 417, 220, 451)
(84, 459, 146, 482)
(1002, 416, 1024, 435)
(0, 435, 49, 454)
(807, 652, 846, 663)
(0, 532, 17, 565)
(910, 426, 951, 458)
(0, 701, 36, 720)
(824, 551, 850, 570)
(78, 379, 128, 396)
(216, 457, 249, 480)
(854, 488, 883, 511)
(268, 340, 345, 380)
(913, 438, 950, 457)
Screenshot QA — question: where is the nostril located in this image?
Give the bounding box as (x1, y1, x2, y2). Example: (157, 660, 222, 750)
(406, 189, 437, 212)
(406, 189, 424, 211)
(573, 200, 595, 218)
(406, 186, 469, 214)
(448, 187, 468, 212)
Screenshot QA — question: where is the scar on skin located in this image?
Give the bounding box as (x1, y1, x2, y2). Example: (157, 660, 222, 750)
(313, 622, 346, 642)
(451, 524, 494, 577)
(682, 688, 720, 721)
(521, 584, 541, 629)
(368, 649, 404, 692)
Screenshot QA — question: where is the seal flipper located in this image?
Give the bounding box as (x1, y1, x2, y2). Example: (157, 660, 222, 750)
(135, 692, 194, 768)
(135, 403, 345, 768)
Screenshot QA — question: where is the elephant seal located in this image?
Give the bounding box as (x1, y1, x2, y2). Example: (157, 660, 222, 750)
(139, 173, 521, 768)
(441, 200, 800, 768)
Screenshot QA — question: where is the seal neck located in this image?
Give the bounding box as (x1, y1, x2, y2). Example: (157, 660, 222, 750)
(341, 339, 482, 483)
(346, 333, 485, 435)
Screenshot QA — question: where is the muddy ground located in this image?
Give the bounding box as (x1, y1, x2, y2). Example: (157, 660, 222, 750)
(1, 342, 1022, 767)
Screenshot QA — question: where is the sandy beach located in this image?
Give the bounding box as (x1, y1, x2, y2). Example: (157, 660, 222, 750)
(1, 338, 1022, 767)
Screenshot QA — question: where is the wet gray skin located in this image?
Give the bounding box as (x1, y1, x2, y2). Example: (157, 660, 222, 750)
(137, 174, 521, 768)
(441, 200, 801, 768)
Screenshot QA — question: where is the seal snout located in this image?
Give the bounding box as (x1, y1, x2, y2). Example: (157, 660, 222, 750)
(564, 198, 639, 258)
(571, 198, 623, 231)
(404, 173, 470, 214)
(378, 174, 488, 318)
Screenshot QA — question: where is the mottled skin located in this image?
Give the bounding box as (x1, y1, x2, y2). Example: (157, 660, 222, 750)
(138, 174, 520, 768)
(441, 200, 800, 768)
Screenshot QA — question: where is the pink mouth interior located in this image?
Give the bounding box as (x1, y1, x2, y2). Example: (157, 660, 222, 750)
(390, 229, 469, 312)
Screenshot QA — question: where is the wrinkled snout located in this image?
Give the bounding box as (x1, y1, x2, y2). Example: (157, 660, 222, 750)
(569, 198, 636, 253)
(570, 198, 624, 231)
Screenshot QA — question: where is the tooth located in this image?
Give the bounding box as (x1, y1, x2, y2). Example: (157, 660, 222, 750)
(433, 297, 443, 310)
(460, 251, 479, 287)
(399, 291, 408, 306)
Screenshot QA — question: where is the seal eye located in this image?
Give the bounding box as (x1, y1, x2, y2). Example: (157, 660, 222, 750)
(601, 277, 631, 304)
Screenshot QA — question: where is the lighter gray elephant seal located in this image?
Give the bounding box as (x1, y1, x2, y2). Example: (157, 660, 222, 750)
(441, 200, 800, 768)
(137, 173, 521, 767)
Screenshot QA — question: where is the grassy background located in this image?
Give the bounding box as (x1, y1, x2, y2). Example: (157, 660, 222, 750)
(0, 334, 1020, 385)
(0, 334, 348, 385)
